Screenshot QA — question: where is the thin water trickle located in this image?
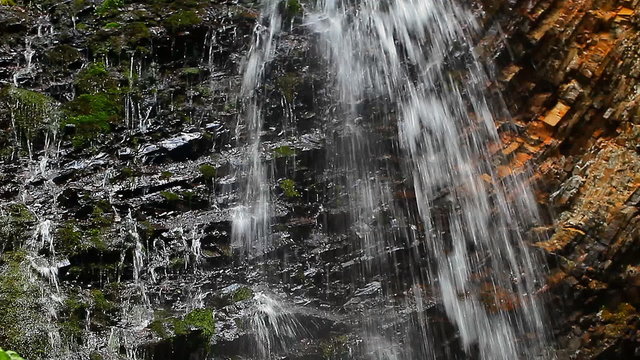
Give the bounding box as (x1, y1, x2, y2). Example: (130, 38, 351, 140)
(231, 0, 282, 257)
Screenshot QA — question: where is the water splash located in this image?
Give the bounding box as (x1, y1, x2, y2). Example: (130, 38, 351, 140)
(249, 292, 306, 358)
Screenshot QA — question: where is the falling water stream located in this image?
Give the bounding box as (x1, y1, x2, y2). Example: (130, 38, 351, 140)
(231, 0, 553, 359)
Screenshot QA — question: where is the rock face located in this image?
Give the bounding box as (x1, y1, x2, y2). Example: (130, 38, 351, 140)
(477, 0, 640, 358)
(0, 0, 638, 359)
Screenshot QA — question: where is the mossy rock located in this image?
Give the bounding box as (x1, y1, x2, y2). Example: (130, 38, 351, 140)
(273, 145, 296, 158)
(95, 0, 123, 16)
(74, 63, 119, 95)
(44, 44, 82, 67)
(64, 92, 121, 148)
(0, 251, 50, 358)
(231, 287, 253, 302)
(173, 308, 215, 337)
(0, 86, 60, 144)
(198, 164, 216, 180)
(164, 10, 202, 32)
(0, 203, 35, 252)
(279, 178, 301, 198)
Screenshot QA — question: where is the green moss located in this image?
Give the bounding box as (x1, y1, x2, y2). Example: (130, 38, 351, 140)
(173, 308, 215, 337)
(44, 44, 82, 67)
(1, 86, 59, 142)
(104, 22, 121, 29)
(149, 319, 169, 339)
(198, 164, 216, 180)
(0, 204, 35, 251)
(273, 145, 296, 158)
(231, 287, 253, 303)
(276, 73, 301, 102)
(75, 63, 118, 95)
(279, 179, 301, 198)
(0, 0, 16, 5)
(0, 251, 49, 357)
(161, 191, 181, 202)
(124, 22, 151, 45)
(57, 221, 83, 253)
(95, 0, 123, 15)
(285, 0, 302, 18)
(0, 348, 24, 360)
(169, 257, 186, 270)
(64, 93, 121, 148)
(160, 171, 173, 180)
(90, 289, 115, 313)
(181, 67, 201, 77)
(320, 335, 349, 359)
(164, 10, 202, 32)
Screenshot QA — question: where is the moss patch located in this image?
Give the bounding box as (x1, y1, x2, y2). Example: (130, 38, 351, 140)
(273, 145, 296, 158)
(0, 86, 59, 143)
(164, 10, 202, 32)
(279, 179, 301, 198)
(0, 251, 50, 357)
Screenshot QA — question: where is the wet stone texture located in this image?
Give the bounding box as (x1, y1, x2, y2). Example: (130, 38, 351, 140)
(0, 0, 638, 359)
(476, 0, 640, 358)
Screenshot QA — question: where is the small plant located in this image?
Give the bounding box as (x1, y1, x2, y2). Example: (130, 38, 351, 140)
(172, 308, 215, 337)
(164, 10, 202, 32)
(96, 0, 123, 15)
(232, 287, 254, 302)
(279, 179, 301, 198)
(104, 22, 121, 29)
(160, 171, 173, 180)
(181, 67, 201, 77)
(273, 145, 295, 158)
(198, 164, 216, 180)
(160, 191, 181, 202)
(0, 348, 24, 360)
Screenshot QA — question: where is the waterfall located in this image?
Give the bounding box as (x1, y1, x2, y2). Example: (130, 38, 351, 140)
(232, 0, 552, 358)
(309, 0, 552, 359)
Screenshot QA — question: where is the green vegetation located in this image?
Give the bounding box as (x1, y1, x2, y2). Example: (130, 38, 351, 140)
(0, 251, 49, 357)
(104, 22, 121, 29)
(285, 0, 302, 18)
(44, 44, 82, 66)
(0, 204, 35, 251)
(74, 63, 117, 94)
(173, 308, 215, 337)
(0, 86, 59, 143)
(95, 0, 123, 15)
(160, 171, 174, 180)
(198, 164, 216, 180)
(279, 179, 301, 198)
(124, 22, 151, 45)
(320, 335, 349, 359)
(57, 220, 83, 253)
(0, 348, 24, 360)
(0, 0, 16, 6)
(232, 287, 253, 302)
(164, 10, 202, 32)
(181, 67, 201, 77)
(273, 145, 296, 157)
(64, 93, 120, 148)
(65, 62, 123, 148)
(160, 191, 181, 202)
